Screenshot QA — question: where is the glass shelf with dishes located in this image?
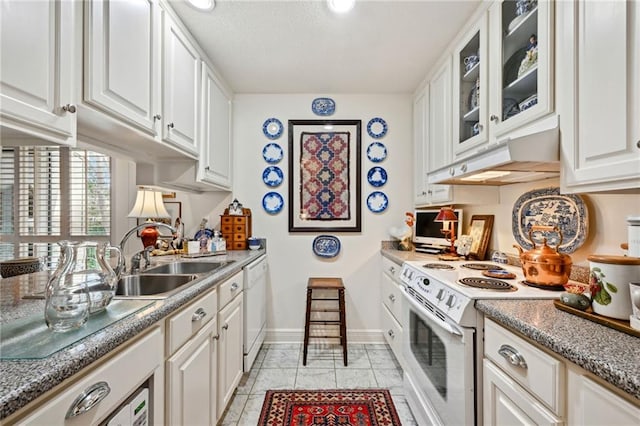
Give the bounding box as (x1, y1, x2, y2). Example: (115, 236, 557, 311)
(456, 30, 482, 145)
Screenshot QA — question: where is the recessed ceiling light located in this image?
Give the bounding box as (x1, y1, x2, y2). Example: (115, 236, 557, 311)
(186, 0, 215, 11)
(327, 0, 355, 14)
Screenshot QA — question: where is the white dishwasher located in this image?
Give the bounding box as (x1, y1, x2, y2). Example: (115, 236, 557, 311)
(243, 254, 267, 371)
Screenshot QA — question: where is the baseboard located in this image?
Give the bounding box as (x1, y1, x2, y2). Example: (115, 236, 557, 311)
(264, 328, 386, 344)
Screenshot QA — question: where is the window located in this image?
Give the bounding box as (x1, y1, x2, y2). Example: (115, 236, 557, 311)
(0, 147, 111, 266)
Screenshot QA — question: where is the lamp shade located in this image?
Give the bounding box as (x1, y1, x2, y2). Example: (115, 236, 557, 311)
(434, 207, 458, 222)
(127, 188, 170, 219)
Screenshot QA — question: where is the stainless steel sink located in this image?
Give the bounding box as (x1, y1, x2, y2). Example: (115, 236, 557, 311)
(142, 261, 232, 275)
(115, 274, 198, 298)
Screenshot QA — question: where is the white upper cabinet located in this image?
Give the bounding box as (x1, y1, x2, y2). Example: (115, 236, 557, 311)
(413, 87, 430, 206)
(199, 63, 233, 190)
(559, 0, 640, 192)
(84, 0, 160, 135)
(162, 9, 200, 156)
(428, 58, 453, 172)
(0, 0, 76, 145)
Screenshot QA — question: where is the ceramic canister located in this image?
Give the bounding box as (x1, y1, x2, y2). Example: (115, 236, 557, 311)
(588, 254, 640, 319)
(627, 215, 640, 257)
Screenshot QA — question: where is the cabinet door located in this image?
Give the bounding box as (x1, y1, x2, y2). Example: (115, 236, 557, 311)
(167, 318, 217, 426)
(428, 58, 452, 172)
(483, 360, 562, 426)
(85, 0, 160, 134)
(453, 13, 489, 158)
(0, 0, 75, 145)
(217, 294, 243, 420)
(413, 88, 429, 206)
(559, 0, 640, 192)
(488, 0, 554, 139)
(567, 367, 640, 426)
(162, 11, 200, 156)
(199, 62, 232, 189)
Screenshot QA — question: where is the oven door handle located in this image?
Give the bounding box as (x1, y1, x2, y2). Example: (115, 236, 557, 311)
(403, 289, 462, 336)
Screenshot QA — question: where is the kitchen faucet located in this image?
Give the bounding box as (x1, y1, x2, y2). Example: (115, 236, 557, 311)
(116, 222, 177, 275)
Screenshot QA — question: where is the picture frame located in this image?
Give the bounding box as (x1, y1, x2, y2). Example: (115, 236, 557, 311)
(137, 201, 182, 238)
(468, 215, 494, 260)
(288, 119, 362, 232)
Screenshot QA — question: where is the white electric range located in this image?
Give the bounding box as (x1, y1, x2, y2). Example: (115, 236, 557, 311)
(399, 259, 566, 426)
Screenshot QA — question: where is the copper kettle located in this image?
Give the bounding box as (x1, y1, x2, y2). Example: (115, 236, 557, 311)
(513, 225, 572, 287)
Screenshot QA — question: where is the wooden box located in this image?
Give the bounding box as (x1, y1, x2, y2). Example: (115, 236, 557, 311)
(221, 208, 251, 250)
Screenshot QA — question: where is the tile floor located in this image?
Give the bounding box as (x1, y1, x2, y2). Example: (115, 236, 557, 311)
(219, 343, 418, 425)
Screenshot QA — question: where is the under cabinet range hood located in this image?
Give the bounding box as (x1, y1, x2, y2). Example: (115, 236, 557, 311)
(428, 115, 560, 186)
(137, 161, 228, 193)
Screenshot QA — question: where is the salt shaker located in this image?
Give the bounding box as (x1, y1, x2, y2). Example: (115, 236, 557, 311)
(628, 216, 640, 257)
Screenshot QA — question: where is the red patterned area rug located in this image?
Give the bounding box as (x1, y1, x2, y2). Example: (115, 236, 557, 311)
(258, 389, 402, 426)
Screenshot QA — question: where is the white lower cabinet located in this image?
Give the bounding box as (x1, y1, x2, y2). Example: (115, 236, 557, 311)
(14, 327, 164, 425)
(380, 256, 405, 369)
(217, 289, 244, 421)
(166, 316, 218, 426)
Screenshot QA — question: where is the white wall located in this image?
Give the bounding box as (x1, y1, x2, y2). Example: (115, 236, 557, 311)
(464, 178, 640, 266)
(233, 94, 413, 342)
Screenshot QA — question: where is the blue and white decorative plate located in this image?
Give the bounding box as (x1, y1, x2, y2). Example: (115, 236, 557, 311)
(512, 187, 588, 254)
(262, 118, 283, 139)
(311, 98, 336, 116)
(262, 166, 284, 187)
(366, 142, 387, 163)
(367, 166, 387, 187)
(262, 192, 284, 214)
(367, 191, 388, 213)
(367, 117, 388, 139)
(262, 143, 283, 164)
(312, 235, 341, 258)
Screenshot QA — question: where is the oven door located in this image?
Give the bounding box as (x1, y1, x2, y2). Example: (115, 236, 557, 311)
(402, 288, 476, 426)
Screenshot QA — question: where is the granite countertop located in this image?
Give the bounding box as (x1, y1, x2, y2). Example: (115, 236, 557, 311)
(381, 248, 640, 400)
(477, 299, 640, 400)
(0, 249, 265, 420)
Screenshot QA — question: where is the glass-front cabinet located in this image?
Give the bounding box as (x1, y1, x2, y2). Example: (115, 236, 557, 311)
(453, 0, 554, 161)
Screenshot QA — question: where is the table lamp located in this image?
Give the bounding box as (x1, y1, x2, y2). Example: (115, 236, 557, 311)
(435, 207, 459, 255)
(127, 187, 171, 248)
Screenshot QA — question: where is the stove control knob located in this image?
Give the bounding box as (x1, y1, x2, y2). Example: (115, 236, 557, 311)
(421, 277, 430, 286)
(446, 294, 457, 308)
(436, 288, 445, 301)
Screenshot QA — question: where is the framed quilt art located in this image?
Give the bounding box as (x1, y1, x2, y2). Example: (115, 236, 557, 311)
(288, 119, 361, 232)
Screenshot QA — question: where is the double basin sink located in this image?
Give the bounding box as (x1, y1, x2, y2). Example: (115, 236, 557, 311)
(115, 261, 233, 298)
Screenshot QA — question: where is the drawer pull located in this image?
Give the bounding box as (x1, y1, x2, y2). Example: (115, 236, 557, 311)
(65, 381, 111, 419)
(387, 330, 395, 338)
(388, 294, 396, 302)
(213, 333, 220, 340)
(222, 323, 229, 330)
(389, 266, 395, 274)
(230, 282, 239, 291)
(498, 344, 528, 369)
(191, 308, 207, 322)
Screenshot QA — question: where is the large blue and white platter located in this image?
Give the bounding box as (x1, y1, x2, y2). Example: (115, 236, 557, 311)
(262, 192, 284, 214)
(366, 142, 387, 163)
(262, 166, 284, 187)
(367, 191, 388, 213)
(367, 166, 387, 187)
(262, 143, 284, 164)
(512, 187, 588, 254)
(312, 235, 341, 258)
(262, 118, 283, 139)
(311, 98, 336, 116)
(367, 117, 388, 139)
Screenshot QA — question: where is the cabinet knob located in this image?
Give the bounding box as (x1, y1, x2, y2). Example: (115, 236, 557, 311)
(637, 140, 640, 149)
(191, 307, 207, 322)
(498, 344, 528, 369)
(167, 122, 175, 129)
(388, 294, 396, 302)
(490, 114, 500, 122)
(205, 166, 211, 171)
(387, 330, 395, 338)
(389, 266, 395, 274)
(62, 104, 76, 114)
(213, 333, 220, 340)
(222, 323, 229, 330)
(230, 282, 239, 291)
(460, 163, 468, 173)
(65, 382, 111, 419)
(153, 114, 162, 121)
(421, 191, 426, 195)
(449, 167, 455, 176)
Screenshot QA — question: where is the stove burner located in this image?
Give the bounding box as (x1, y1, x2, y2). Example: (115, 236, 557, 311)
(520, 281, 566, 291)
(461, 263, 505, 271)
(422, 263, 455, 270)
(458, 277, 516, 291)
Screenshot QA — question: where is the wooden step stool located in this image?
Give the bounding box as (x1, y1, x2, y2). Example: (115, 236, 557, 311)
(303, 277, 347, 366)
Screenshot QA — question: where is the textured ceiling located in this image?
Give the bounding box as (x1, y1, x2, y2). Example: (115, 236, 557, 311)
(170, 0, 481, 94)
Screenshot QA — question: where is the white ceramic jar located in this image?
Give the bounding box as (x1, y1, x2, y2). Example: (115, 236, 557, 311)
(588, 255, 640, 319)
(627, 215, 640, 257)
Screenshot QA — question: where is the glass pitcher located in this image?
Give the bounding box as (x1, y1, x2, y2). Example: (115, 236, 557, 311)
(45, 241, 123, 330)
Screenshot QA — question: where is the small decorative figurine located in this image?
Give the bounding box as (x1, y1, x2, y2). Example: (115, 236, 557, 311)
(228, 198, 243, 215)
(389, 212, 415, 251)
